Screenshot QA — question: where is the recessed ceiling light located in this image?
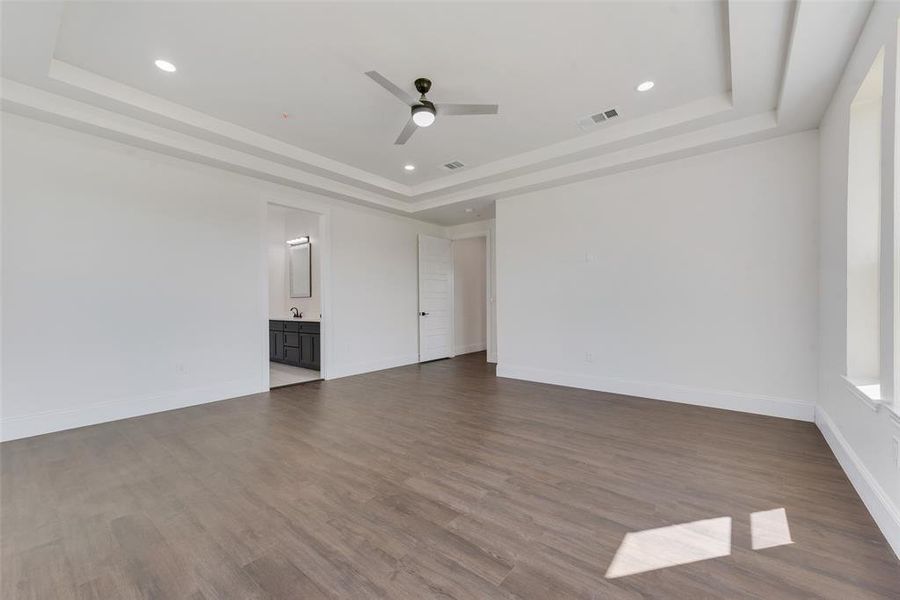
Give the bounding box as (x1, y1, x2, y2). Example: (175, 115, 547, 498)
(404, 164, 416, 171)
(154, 59, 176, 73)
(636, 80, 654, 92)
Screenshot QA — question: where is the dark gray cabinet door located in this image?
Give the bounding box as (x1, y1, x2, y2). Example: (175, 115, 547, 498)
(283, 346, 300, 365)
(299, 333, 320, 369)
(311, 334, 320, 367)
(271, 331, 285, 361)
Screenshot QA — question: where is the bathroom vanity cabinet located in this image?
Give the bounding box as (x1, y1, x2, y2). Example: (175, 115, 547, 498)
(269, 320, 320, 370)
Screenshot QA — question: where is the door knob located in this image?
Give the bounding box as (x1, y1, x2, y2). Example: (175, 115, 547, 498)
(420, 312, 429, 316)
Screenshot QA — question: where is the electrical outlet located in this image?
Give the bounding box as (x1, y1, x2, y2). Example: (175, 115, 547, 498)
(892, 437, 900, 471)
(585, 352, 593, 363)
(175, 363, 186, 374)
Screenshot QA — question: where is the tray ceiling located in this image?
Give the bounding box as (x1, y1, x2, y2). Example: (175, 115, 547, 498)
(0, 1, 874, 225)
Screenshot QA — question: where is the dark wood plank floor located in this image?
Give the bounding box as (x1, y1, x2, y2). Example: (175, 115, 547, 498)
(2, 352, 898, 599)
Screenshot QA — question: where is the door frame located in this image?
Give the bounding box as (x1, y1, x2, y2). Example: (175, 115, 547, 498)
(446, 227, 495, 363)
(260, 199, 332, 389)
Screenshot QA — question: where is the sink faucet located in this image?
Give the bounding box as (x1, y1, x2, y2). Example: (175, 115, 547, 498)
(290, 307, 302, 318)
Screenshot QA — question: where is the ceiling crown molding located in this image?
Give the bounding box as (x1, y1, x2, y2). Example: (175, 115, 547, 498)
(0, 0, 874, 225)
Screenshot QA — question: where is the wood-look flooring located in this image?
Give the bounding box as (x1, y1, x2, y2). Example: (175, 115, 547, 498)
(2, 352, 898, 599)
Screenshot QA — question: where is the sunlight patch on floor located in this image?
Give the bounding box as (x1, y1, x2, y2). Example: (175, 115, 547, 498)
(751, 508, 793, 550)
(604, 516, 732, 578)
(606, 508, 796, 578)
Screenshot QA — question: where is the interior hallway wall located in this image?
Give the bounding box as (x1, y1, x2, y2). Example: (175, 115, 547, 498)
(446, 220, 497, 363)
(453, 236, 487, 355)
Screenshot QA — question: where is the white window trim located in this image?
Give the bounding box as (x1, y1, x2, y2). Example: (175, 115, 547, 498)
(889, 404, 900, 429)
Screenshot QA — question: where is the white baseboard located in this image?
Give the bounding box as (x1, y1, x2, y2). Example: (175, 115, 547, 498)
(3, 353, 437, 440)
(496, 364, 815, 422)
(454, 342, 487, 355)
(327, 353, 421, 380)
(0, 377, 263, 442)
(815, 407, 900, 559)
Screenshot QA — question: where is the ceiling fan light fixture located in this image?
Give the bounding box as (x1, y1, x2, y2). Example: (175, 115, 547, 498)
(412, 103, 436, 127)
(364, 72, 498, 144)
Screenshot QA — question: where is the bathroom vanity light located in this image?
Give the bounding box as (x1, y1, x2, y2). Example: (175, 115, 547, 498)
(286, 237, 309, 246)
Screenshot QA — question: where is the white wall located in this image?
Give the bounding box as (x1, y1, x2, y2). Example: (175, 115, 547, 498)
(0, 112, 442, 440)
(817, 2, 899, 557)
(2, 113, 265, 439)
(453, 236, 487, 355)
(496, 131, 819, 421)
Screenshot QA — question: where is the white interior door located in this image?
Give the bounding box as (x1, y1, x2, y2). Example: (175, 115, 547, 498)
(418, 234, 452, 362)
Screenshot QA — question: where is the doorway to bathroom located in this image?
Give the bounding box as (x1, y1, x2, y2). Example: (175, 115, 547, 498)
(267, 203, 323, 388)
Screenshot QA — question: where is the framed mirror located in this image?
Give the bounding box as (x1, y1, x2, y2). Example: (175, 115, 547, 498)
(288, 237, 311, 298)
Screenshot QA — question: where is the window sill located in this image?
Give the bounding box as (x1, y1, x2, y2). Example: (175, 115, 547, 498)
(842, 376, 885, 412)
(842, 377, 900, 427)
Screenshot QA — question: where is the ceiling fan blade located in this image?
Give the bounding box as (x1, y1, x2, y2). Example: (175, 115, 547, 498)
(394, 118, 418, 145)
(438, 103, 499, 116)
(365, 71, 415, 106)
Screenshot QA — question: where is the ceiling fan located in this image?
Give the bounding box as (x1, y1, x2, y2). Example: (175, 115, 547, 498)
(364, 71, 499, 145)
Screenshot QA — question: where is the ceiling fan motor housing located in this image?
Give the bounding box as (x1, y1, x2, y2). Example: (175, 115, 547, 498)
(413, 99, 436, 112)
(414, 78, 432, 96)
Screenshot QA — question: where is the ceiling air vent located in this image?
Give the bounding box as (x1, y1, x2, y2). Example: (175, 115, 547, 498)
(443, 160, 465, 171)
(577, 107, 620, 132)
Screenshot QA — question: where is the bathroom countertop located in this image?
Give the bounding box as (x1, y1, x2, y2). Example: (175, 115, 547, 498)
(270, 316, 321, 322)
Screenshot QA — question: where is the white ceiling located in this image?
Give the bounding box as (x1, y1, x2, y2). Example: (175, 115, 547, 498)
(52, 2, 729, 186)
(0, 1, 874, 225)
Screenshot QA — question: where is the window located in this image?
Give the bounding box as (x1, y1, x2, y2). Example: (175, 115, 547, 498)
(846, 48, 884, 402)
